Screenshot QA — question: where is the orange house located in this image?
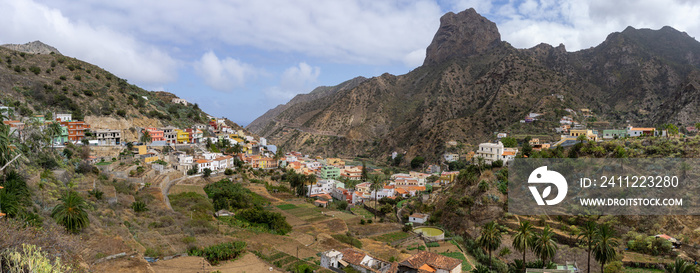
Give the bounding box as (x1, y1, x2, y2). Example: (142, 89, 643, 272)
(145, 127, 165, 142)
(61, 121, 90, 141)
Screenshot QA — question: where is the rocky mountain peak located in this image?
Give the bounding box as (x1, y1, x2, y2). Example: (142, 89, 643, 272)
(423, 8, 501, 66)
(1, 40, 61, 55)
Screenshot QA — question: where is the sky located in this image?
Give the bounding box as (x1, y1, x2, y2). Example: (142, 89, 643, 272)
(1, 0, 700, 126)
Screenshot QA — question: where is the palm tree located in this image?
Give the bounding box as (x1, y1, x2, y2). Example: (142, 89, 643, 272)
(593, 224, 619, 273)
(666, 258, 699, 273)
(532, 224, 558, 265)
(578, 221, 597, 273)
(512, 221, 535, 272)
(51, 191, 90, 233)
(370, 174, 384, 219)
(140, 130, 151, 144)
(47, 122, 63, 150)
(0, 123, 19, 176)
(306, 174, 317, 198)
(477, 221, 502, 268)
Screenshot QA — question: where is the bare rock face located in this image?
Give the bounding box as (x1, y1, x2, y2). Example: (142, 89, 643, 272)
(423, 8, 501, 66)
(1, 40, 61, 55)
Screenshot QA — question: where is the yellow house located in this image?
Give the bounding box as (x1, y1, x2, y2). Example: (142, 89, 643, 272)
(231, 137, 244, 144)
(144, 154, 159, 163)
(439, 171, 459, 184)
(326, 158, 345, 167)
(175, 129, 189, 143)
(570, 129, 598, 141)
(133, 145, 147, 155)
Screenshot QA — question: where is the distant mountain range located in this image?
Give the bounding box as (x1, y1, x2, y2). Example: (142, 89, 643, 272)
(247, 8, 700, 163)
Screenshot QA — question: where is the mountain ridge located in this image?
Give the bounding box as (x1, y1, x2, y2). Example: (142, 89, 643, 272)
(251, 9, 700, 163)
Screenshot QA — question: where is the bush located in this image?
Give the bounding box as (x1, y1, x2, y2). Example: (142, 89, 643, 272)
(203, 168, 212, 177)
(336, 200, 348, 211)
(188, 241, 246, 265)
(88, 189, 104, 200)
(236, 207, 292, 235)
(224, 168, 234, 175)
(74, 75, 81, 81)
(59, 75, 67, 81)
(131, 201, 148, 212)
(29, 65, 41, 75)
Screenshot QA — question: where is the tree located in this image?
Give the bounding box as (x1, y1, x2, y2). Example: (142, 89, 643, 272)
(51, 191, 90, 233)
(578, 221, 597, 273)
(410, 156, 425, 170)
(0, 122, 20, 175)
(577, 134, 588, 143)
(512, 221, 535, 272)
(370, 174, 384, 219)
(47, 122, 63, 150)
(533, 224, 558, 265)
(140, 130, 152, 144)
(594, 224, 619, 273)
(361, 161, 368, 182)
(477, 221, 502, 268)
(501, 137, 517, 148)
(662, 123, 679, 138)
(666, 258, 699, 273)
(203, 168, 212, 177)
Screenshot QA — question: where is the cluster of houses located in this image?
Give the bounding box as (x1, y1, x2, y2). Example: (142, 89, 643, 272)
(321, 248, 462, 273)
(301, 169, 450, 207)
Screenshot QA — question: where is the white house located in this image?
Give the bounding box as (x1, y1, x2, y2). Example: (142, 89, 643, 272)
(497, 133, 507, 139)
(260, 137, 267, 146)
(475, 141, 516, 165)
(171, 98, 188, 106)
(177, 154, 193, 164)
(443, 153, 459, 163)
(409, 213, 429, 224)
(306, 180, 338, 197)
(54, 113, 72, 122)
(321, 250, 343, 269)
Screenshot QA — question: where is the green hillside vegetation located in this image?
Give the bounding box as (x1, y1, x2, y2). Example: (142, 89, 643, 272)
(0, 47, 209, 128)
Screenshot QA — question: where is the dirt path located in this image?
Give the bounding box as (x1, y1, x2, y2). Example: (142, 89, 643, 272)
(151, 252, 282, 273)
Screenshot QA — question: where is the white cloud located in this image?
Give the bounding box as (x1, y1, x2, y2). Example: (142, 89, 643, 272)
(265, 62, 321, 101)
(32, 0, 445, 68)
(494, 0, 700, 51)
(193, 51, 258, 92)
(0, 0, 177, 86)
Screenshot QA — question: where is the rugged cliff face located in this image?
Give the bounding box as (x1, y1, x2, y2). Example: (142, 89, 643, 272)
(248, 9, 700, 163)
(423, 8, 502, 66)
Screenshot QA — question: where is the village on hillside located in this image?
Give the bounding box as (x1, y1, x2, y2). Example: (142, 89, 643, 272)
(0, 100, 692, 273)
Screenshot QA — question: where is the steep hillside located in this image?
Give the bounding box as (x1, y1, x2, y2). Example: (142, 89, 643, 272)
(247, 76, 367, 134)
(248, 8, 700, 162)
(0, 42, 248, 140)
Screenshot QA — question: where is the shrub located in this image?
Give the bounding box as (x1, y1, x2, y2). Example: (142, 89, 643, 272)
(29, 66, 41, 75)
(224, 168, 234, 175)
(131, 201, 148, 212)
(59, 75, 66, 81)
(88, 189, 104, 200)
(83, 89, 93, 96)
(187, 241, 246, 265)
(203, 168, 212, 177)
(236, 207, 292, 235)
(73, 75, 81, 81)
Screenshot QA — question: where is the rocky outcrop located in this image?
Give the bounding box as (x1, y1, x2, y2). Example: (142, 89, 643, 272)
(1, 40, 61, 55)
(423, 8, 501, 66)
